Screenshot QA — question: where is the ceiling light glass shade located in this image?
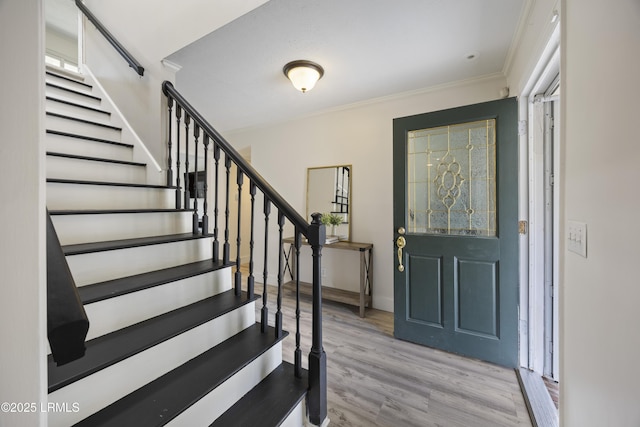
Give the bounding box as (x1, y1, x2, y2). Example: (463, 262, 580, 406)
(283, 60, 324, 93)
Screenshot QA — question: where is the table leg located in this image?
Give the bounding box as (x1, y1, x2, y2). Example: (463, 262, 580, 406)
(368, 247, 373, 297)
(359, 249, 365, 317)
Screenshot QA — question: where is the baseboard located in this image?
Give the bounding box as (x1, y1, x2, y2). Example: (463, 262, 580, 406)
(372, 295, 393, 313)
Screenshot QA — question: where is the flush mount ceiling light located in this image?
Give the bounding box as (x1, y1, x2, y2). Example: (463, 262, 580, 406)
(283, 60, 324, 93)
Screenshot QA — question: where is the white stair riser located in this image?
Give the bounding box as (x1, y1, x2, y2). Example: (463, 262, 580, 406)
(67, 238, 213, 286)
(48, 303, 257, 427)
(46, 75, 92, 94)
(52, 211, 194, 245)
(45, 85, 101, 107)
(84, 269, 232, 340)
(166, 342, 283, 426)
(46, 133, 133, 163)
(46, 99, 111, 123)
(280, 400, 306, 427)
(47, 182, 175, 210)
(47, 156, 146, 185)
(46, 115, 121, 142)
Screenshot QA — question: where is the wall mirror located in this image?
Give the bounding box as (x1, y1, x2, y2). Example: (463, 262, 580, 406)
(307, 165, 352, 241)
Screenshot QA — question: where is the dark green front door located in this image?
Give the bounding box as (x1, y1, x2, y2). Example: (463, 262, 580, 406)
(393, 98, 519, 367)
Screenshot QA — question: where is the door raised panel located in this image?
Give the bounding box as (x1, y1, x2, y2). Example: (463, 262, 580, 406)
(455, 258, 499, 339)
(407, 254, 443, 327)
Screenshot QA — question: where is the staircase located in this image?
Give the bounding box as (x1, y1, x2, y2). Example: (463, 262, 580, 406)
(45, 68, 310, 426)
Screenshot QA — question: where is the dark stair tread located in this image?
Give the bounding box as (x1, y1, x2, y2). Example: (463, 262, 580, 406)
(46, 96, 111, 116)
(78, 259, 233, 304)
(46, 112, 122, 131)
(46, 71, 93, 89)
(46, 129, 133, 148)
(47, 151, 146, 167)
(46, 82, 101, 101)
(48, 290, 260, 393)
(49, 208, 193, 215)
(62, 233, 212, 256)
(73, 324, 287, 426)
(211, 361, 308, 427)
(47, 177, 177, 190)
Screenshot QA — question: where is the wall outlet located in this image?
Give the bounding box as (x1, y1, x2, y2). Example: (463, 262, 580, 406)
(321, 268, 327, 277)
(567, 220, 587, 257)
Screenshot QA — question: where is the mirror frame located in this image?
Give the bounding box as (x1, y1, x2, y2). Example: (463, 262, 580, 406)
(306, 164, 352, 241)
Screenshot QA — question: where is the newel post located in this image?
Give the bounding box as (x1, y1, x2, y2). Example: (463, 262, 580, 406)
(307, 213, 327, 426)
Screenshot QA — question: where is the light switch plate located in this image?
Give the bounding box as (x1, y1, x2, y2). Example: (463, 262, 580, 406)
(567, 220, 587, 257)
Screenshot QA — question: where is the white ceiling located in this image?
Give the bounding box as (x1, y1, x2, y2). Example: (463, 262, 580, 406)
(167, 0, 527, 133)
(46, 0, 528, 133)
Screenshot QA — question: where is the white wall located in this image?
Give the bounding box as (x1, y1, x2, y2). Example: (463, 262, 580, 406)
(228, 75, 508, 312)
(218, 162, 252, 265)
(45, 25, 77, 64)
(83, 0, 269, 63)
(80, 0, 268, 176)
(0, 1, 47, 426)
(82, 21, 175, 179)
(560, 1, 640, 425)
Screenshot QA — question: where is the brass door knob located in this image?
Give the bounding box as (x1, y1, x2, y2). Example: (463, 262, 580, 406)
(396, 236, 406, 272)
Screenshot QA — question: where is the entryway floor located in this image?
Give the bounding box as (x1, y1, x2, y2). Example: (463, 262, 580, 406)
(543, 377, 559, 409)
(251, 279, 532, 426)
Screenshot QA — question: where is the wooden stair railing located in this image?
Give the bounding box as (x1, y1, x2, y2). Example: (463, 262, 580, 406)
(162, 81, 327, 425)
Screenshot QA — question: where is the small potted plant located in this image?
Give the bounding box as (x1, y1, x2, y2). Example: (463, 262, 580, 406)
(321, 213, 343, 240)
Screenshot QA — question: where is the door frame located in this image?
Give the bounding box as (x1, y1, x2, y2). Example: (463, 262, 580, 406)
(518, 25, 560, 378)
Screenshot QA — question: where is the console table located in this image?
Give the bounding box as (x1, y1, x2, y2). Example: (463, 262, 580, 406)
(282, 238, 373, 317)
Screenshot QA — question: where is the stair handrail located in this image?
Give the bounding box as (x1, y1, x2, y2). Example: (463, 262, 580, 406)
(162, 81, 307, 236)
(75, 0, 145, 76)
(46, 210, 90, 366)
(162, 80, 327, 425)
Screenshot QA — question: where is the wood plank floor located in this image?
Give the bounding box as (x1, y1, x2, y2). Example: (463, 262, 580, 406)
(250, 280, 532, 427)
(543, 377, 559, 409)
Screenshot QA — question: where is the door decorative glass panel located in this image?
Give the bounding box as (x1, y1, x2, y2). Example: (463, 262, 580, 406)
(407, 119, 496, 236)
